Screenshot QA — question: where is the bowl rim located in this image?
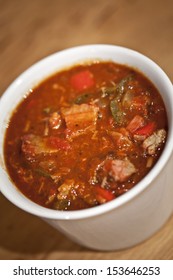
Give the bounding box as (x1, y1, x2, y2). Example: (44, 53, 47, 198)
(0, 44, 173, 220)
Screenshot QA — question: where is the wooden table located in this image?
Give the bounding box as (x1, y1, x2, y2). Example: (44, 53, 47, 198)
(1, 0, 173, 260)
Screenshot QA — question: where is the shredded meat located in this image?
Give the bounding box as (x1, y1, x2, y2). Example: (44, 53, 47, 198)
(61, 104, 99, 132)
(103, 158, 137, 182)
(21, 134, 70, 160)
(126, 115, 145, 133)
(109, 128, 134, 155)
(142, 129, 166, 155)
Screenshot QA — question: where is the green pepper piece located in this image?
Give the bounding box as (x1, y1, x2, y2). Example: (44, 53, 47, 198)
(110, 99, 125, 126)
(101, 86, 117, 97)
(53, 199, 70, 210)
(115, 74, 133, 100)
(101, 74, 133, 100)
(74, 93, 93, 104)
(34, 168, 51, 178)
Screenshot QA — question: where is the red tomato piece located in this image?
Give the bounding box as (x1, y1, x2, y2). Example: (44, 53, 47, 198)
(95, 185, 115, 203)
(70, 70, 95, 91)
(135, 122, 155, 136)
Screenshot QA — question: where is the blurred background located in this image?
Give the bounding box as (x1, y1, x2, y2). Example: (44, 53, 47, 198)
(0, 0, 173, 260)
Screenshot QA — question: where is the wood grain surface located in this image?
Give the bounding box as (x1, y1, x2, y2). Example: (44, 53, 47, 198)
(0, 0, 173, 260)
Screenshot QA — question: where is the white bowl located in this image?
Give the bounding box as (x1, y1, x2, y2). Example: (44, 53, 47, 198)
(0, 45, 173, 250)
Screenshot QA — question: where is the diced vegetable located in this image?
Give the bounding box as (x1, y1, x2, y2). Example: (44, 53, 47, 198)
(101, 75, 133, 100)
(97, 97, 109, 108)
(70, 70, 94, 91)
(34, 168, 51, 178)
(73, 93, 93, 104)
(101, 86, 117, 97)
(109, 75, 134, 126)
(115, 74, 133, 98)
(122, 90, 134, 108)
(135, 122, 155, 136)
(110, 99, 124, 126)
(95, 185, 115, 203)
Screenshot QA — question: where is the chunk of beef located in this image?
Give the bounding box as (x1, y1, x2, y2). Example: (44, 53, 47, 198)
(142, 129, 166, 155)
(109, 128, 134, 156)
(103, 158, 137, 182)
(61, 104, 99, 133)
(21, 134, 70, 160)
(126, 115, 145, 133)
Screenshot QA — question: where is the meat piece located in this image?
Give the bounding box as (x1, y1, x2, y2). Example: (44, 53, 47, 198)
(61, 104, 99, 133)
(21, 134, 70, 160)
(109, 128, 134, 156)
(103, 158, 137, 182)
(142, 129, 166, 155)
(133, 134, 146, 141)
(126, 115, 145, 133)
(22, 134, 55, 160)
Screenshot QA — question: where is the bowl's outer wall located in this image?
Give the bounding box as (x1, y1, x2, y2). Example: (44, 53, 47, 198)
(45, 153, 173, 250)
